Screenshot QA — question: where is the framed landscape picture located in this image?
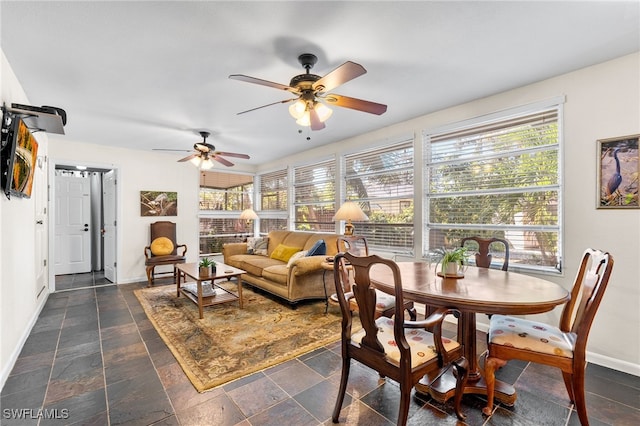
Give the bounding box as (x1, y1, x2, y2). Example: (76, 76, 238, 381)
(140, 191, 178, 216)
(597, 134, 639, 209)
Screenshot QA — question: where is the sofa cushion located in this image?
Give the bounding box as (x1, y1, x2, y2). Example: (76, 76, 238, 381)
(305, 234, 339, 256)
(262, 265, 289, 285)
(307, 239, 326, 256)
(226, 254, 282, 277)
(247, 237, 268, 255)
(271, 244, 302, 262)
(287, 250, 308, 267)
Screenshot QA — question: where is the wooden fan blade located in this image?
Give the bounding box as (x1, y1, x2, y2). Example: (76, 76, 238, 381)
(229, 74, 297, 93)
(312, 61, 366, 93)
(152, 148, 192, 152)
(325, 94, 387, 115)
(237, 98, 297, 115)
(178, 154, 198, 162)
(212, 155, 234, 167)
(215, 152, 250, 159)
(309, 108, 325, 131)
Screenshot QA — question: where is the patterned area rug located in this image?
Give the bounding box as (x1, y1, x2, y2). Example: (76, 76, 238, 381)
(134, 282, 343, 392)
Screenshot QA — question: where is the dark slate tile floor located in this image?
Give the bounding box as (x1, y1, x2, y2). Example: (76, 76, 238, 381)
(1, 272, 638, 425)
(53, 270, 113, 291)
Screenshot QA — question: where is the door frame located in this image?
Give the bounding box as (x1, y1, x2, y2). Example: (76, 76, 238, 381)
(48, 158, 121, 292)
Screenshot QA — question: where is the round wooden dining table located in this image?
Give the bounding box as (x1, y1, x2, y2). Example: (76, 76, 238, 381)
(370, 262, 570, 405)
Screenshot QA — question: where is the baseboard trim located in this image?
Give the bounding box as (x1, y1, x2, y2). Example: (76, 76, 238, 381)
(0, 290, 50, 392)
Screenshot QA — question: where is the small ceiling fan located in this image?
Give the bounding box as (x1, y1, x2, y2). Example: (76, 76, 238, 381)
(229, 53, 387, 131)
(154, 131, 250, 169)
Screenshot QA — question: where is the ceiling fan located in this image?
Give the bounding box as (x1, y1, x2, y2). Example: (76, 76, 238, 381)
(154, 131, 250, 169)
(229, 53, 387, 131)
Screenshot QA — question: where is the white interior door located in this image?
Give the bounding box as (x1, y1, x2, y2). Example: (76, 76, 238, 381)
(55, 174, 91, 274)
(103, 170, 117, 282)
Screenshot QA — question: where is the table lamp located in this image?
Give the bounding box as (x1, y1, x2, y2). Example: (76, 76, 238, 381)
(239, 208, 258, 234)
(333, 201, 369, 235)
(239, 208, 258, 224)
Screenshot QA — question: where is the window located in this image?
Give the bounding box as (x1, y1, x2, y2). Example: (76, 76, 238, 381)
(199, 171, 254, 254)
(199, 218, 248, 255)
(424, 106, 561, 272)
(293, 159, 336, 232)
(258, 169, 289, 234)
(199, 186, 252, 211)
(260, 169, 287, 211)
(343, 140, 414, 252)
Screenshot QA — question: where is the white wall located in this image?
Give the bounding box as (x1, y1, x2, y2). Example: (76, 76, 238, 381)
(0, 52, 50, 388)
(259, 53, 640, 374)
(48, 139, 201, 284)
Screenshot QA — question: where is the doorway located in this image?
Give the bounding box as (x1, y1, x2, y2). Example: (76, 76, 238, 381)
(49, 162, 119, 291)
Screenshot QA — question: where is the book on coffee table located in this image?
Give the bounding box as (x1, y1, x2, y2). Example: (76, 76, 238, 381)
(182, 282, 219, 298)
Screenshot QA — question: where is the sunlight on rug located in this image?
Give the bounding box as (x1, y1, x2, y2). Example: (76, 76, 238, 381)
(134, 282, 343, 392)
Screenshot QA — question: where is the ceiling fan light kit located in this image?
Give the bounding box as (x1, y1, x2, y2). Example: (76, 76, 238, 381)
(290, 101, 333, 127)
(230, 53, 387, 131)
(190, 156, 214, 170)
(154, 131, 250, 169)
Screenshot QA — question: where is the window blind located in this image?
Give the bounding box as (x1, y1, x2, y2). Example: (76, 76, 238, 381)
(259, 169, 288, 211)
(344, 140, 414, 250)
(424, 107, 561, 272)
(293, 159, 336, 232)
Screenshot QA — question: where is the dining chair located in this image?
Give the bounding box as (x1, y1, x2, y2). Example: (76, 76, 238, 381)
(144, 221, 187, 287)
(335, 235, 416, 320)
(331, 252, 469, 425)
(460, 236, 510, 271)
(482, 248, 614, 425)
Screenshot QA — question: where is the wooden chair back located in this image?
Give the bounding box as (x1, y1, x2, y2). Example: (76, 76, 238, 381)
(461, 236, 510, 271)
(336, 235, 369, 257)
(483, 248, 614, 423)
(331, 251, 468, 424)
(561, 249, 614, 351)
(150, 221, 179, 256)
(335, 236, 416, 320)
(144, 221, 187, 287)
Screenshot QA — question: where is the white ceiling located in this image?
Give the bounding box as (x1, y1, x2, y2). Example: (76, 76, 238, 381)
(1, 1, 638, 167)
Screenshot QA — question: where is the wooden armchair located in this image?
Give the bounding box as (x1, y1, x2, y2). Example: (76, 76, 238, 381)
(144, 221, 187, 287)
(483, 248, 614, 425)
(460, 236, 510, 271)
(335, 235, 416, 320)
(331, 252, 468, 425)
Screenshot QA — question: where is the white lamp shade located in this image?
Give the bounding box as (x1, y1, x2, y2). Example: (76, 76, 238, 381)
(333, 201, 369, 221)
(296, 111, 311, 126)
(292, 101, 333, 127)
(314, 102, 333, 122)
(288, 99, 307, 119)
(200, 158, 214, 170)
(239, 208, 258, 220)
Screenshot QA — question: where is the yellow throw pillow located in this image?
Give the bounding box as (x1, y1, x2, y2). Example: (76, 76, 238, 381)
(150, 237, 174, 256)
(270, 244, 301, 263)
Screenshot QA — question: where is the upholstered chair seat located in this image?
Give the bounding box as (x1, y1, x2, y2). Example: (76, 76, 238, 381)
(488, 315, 573, 358)
(351, 316, 461, 368)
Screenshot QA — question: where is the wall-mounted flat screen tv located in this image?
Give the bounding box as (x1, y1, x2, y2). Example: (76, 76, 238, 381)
(2, 117, 39, 198)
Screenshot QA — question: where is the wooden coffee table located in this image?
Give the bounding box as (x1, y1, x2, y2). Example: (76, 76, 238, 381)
(176, 262, 245, 319)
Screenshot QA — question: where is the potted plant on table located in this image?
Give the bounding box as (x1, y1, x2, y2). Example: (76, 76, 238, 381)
(199, 257, 216, 276)
(432, 247, 468, 278)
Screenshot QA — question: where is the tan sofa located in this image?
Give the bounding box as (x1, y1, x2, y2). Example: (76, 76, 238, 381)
(222, 230, 339, 304)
